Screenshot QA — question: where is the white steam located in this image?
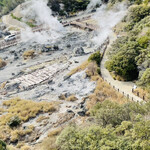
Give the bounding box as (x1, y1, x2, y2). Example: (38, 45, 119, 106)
(92, 2, 127, 45)
(20, 0, 64, 44)
(86, 0, 101, 13)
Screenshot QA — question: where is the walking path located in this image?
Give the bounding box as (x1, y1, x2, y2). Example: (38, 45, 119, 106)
(100, 33, 143, 102)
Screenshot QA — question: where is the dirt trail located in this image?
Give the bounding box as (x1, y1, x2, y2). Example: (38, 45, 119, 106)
(100, 32, 143, 102)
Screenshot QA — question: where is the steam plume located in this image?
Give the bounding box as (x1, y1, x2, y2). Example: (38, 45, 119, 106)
(21, 0, 64, 43)
(92, 2, 127, 45)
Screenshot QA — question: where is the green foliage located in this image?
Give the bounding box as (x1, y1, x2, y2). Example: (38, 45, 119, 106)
(138, 68, 150, 88)
(107, 5, 150, 83)
(0, 0, 89, 18)
(57, 125, 118, 150)
(135, 0, 143, 5)
(91, 100, 149, 127)
(11, 13, 36, 28)
(11, 13, 22, 21)
(88, 51, 102, 65)
(131, 16, 150, 35)
(143, 0, 150, 5)
(0, 0, 24, 17)
(106, 40, 140, 80)
(61, 0, 89, 13)
(0, 140, 6, 150)
(57, 100, 150, 150)
(48, 0, 90, 14)
(25, 22, 36, 28)
(135, 49, 150, 67)
(137, 36, 150, 49)
(125, 5, 150, 31)
(7, 116, 21, 128)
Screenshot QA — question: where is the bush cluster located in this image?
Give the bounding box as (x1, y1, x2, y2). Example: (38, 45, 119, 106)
(125, 5, 150, 31)
(7, 116, 21, 128)
(106, 5, 150, 83)
(106, 38, 140, 81)
(23, 50, 35, 60)
(57, 100, 150, 150)
(138, 68, 150, 89)
(88, 51, 102, 65)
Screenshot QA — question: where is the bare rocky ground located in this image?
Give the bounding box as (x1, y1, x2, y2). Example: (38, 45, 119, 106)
(0, 24, 99, 147)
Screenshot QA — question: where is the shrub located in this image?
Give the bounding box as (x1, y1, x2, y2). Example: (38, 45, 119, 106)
(86, 62, 99, 77)
(1, 98, 57, 123)
(138, 68, 150, 88)
(91, 100, 131, 127)
(131, 16, 150, 35)
(57, 120, 150, 150)
(68, 61, 89, 76)
(106, 50, 139, 81)
(88, 51, 102, 65)
(126, 5, 150, 30)
(0, 0, 23, 17)
(135, 0, 143, 5)
(0, 59, 6, 68)
(25, 22, 36, 28)
(91, 100, 150, 126)
(56, 100, 150, 149)
(137, 35, 150, 49)
(7, 116, 21, 128)
(39, 128, 62, 150)
(0, 140, 6, 150)
(61, 0, 89, 13)
(23, 50, 35, 60)
(66, 95, 78, 102)
(11, 13, 22, 21)
(135, 49, 150, 65)
(0, 98, 57, 144)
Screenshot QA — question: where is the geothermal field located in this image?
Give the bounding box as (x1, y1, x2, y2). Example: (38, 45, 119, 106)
(0, 0, 136, 149)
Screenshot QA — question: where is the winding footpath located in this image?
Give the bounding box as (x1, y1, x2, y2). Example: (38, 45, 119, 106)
(100, 33, 143, 102)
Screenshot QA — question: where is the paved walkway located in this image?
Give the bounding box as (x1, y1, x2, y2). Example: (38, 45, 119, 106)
(100, 33, 143, 102)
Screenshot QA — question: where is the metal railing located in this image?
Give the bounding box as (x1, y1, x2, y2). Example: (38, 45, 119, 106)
(101, 77, 142, 102)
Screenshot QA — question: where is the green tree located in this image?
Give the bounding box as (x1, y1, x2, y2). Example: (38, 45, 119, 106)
(0, 140, 7, 150)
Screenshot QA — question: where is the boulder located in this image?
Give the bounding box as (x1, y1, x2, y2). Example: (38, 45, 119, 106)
(67, 109, 74, 113)
(74, 60, 79, 63)
(42, 45, 52, 52)
(5, 81, 20, 92)
(58, 94, 66, 100)
(14, 56, 19, 61)
(58, 83, 62, 87)
(77, 111, 86, 116)
(53, 45, 59, 50)
(0, 23, 6, 30)
(0, 30, 3, 38)
(3, 31, 11, 36)
(74, 47, 85, 56)
(67, 44, 71, 48)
